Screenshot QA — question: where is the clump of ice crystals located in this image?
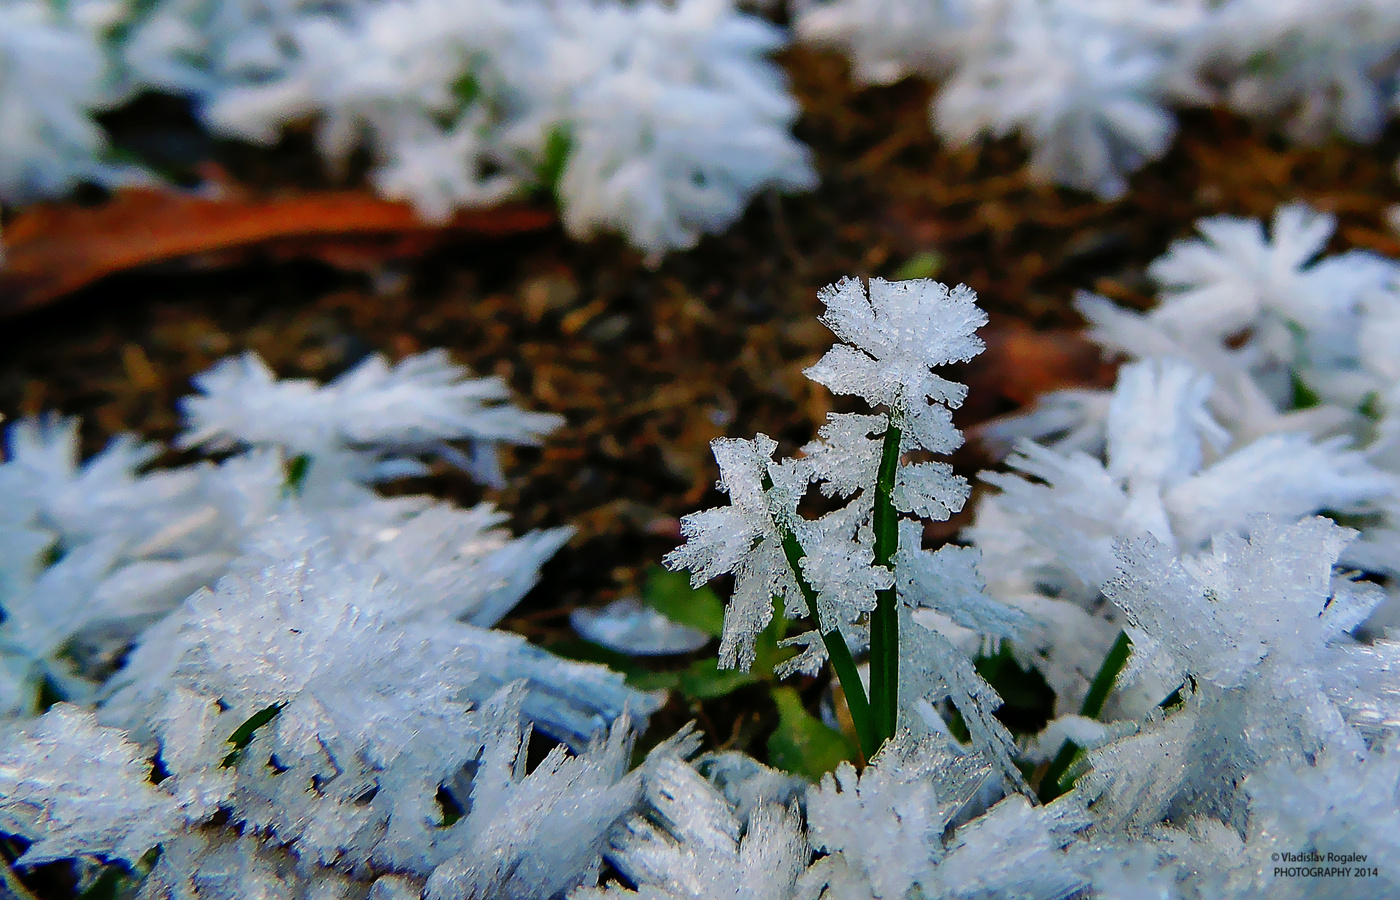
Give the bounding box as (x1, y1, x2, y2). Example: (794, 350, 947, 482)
(796, 0, 1400, 199)
(3, 0, 813, 258)
(0, 346, 663, 890)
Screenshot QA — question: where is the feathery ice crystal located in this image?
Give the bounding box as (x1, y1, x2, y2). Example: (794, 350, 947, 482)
(0, 0, 138, 201)
(0, 346, 664, 894)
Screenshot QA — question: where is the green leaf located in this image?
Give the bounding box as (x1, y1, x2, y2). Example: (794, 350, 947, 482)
(35, 672, 66, 713)
(451, 70, 482, 110)
(535, 125, 573, 198)
(550, 636, 635, 668)
(76, 865, 134, 900)
(222, 702, 286, 768)
(436, 786, 465, 828)
(626, 669, 684, 693)
(282, 454, 311, 498)
(1290, 371, 1321, 411)
(40, 541, 65, 568)
(677, 658, 761, 700)
(642, 566, 726, 638)
(974, 643, 1054, 728)
(1360, 390, 1383, 420)
(892, 251, 944, 282)
(766, 686, 857, 781)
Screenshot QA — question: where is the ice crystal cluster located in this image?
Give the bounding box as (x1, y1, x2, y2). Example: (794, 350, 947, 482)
(796, 0, 1400, 198)
(5, 205, 1400, 897)
(0, 0, 139, 201)
(0, 0, 812, 258)
(0, 347, 669, 895)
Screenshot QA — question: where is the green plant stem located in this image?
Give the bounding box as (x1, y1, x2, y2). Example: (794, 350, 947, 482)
(776, 528, 878, 759)
(1081, 630, 1132, 720)
(869, 418, 902, 749)
(1038, 630, 1132, 801)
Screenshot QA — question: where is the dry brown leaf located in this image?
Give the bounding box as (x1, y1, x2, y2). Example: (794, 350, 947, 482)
(958, 325, 1117, 428)
(0, 189, 554, 316)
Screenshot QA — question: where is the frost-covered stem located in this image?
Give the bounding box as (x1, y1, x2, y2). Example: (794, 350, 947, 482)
(1080, 630, 1131, 720)
(818, 607, 877, 763)
(776, 518, 878, 759)
(869, 417, 902, 749)
(1039, 630, 1132, 801)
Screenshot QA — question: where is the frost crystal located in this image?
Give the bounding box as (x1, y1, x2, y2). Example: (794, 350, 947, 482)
(1244, 745, 1400, 896)
(579, 755, 809, 900)
(665, 434, 808, 670)
(1068, 204, 1400, 437)
(553, 0, 816, 260)
(930, 794, 1090, 899)
(0, 414, 285, 714)
(3, 345, 657, 881)
(0, 0, 137, 201)
(178, 349, 563, 488)
(1188, 0, 1400, 145)
(795, 0, 987, 85)
(794, 0, 1400, 198)
(801, 733, 978, 898)
(572, 598, 712, 656)
(969, 356, 1395, 713)
(667, 275, 995, 710)
(1081, 517, 1400, 832)
(893, 521, 1028, 641)
(138, 830, 364, 900)
(935, 0, 1178, 199)
(134, 0, 812, 256)
(901, 608, 1029, 794)
(0, 704, 182, 866)
(804, 276, 985, 451)
(423, 691, 641, 898)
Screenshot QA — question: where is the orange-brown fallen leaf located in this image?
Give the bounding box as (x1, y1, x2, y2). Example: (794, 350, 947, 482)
(958, 324, 1118, 428)
(0, 189, 555, 316)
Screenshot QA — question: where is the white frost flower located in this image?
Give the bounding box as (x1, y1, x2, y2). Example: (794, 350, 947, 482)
(578, 755, 809, 900)
(0, 0, 137, 202)
(665, 435, 810, 670)
(553, 0, 815, 260)
(424, 692, 642, 899)
(1076, 204, 1400, 433)
(0, 704, 183, 867)
(970, 358, 1396, 713)
(1080, 517, 1400, 833)
(1244, 745, 1400, 898)
(801, 732, 979, 898)
(159, 0, 813, 256)
(934, 0, 1178, 199)
(794, 0, 991, 85)
(177, 348, 563, 488)
(1187, 0, 1400, 145)
(804, 276, 986, 453)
